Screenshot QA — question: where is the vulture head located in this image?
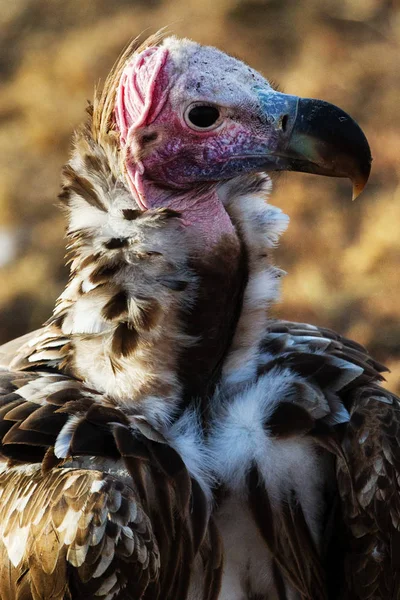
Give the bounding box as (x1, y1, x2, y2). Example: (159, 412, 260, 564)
(104, 35, 371, 237)
(54, 33, 372, 400)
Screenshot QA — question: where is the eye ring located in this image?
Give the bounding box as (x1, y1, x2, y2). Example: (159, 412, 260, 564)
(184, 103, 222, 131)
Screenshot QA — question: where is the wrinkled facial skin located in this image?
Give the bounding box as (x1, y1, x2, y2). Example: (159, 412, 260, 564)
(142, 109, 275, 187)
(141, 56, 276, 187)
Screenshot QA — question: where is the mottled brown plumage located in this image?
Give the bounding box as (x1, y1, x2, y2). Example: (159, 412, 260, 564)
(0, 467, 158, 600)
(0, 364, 222, 599)
(249, 321, 399, 599)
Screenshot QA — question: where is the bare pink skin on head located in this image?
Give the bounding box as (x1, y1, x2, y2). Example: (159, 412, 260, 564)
(114, 45, 236, 245)
(115, 47, 170, 144)
(114, 47, 171, 210)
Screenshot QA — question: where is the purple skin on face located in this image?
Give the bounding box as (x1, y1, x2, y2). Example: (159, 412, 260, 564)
(143, 122, 271, 185)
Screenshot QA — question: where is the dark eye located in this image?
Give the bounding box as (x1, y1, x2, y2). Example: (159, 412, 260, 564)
(185, 105, 221, 130)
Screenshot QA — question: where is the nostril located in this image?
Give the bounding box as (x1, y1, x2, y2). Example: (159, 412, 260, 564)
(281, 114, 289, 132)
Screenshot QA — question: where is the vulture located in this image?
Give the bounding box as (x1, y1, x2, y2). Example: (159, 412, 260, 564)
(0, 32, 397, 600)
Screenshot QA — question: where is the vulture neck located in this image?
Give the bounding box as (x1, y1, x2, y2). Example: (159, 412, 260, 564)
(51, 134, 287, 424)
(136, 181, 247, 403)
(175, 193, 245, 404)
(138, 181, 237, 247)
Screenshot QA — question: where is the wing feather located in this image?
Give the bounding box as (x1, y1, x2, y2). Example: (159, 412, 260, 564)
(0, 363, 214, 599)
(258, 320, 400, 599)
(0, 466, 158, 599)
(335, 388, 400, 599)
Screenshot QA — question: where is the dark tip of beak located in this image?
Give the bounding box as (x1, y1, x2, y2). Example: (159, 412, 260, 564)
(352, 173, 370, 201)
(289, 98, 372, 198)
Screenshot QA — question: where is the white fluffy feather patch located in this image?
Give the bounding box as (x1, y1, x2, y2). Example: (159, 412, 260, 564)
(209, 369, 303, 491)
(209, 366, 331, 533)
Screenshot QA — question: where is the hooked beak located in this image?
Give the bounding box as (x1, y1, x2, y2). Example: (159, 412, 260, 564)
(257, 90, 372, 199)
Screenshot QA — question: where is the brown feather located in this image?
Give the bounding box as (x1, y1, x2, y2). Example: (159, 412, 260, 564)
(102, 290, 129, 321)
(266, 402, 315, 438)
(111, 322, 139, 357)
(60, 165, 106, 212)
(104, 238, 129, 250)
(89, 262, 121, 285)
(132, 298, 162, 331)
(122, 208, 142, 220)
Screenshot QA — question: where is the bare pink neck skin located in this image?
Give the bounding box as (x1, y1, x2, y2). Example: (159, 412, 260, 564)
(142, 180, 235, 245)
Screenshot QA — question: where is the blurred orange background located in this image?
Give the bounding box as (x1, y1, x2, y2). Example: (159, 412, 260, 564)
(0, 0, 399, 391)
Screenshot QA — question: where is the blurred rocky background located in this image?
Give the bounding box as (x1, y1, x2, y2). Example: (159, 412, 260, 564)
(0, 0, 399, 391)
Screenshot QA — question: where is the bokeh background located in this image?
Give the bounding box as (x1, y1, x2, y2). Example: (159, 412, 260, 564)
(0, 0, 399, 391)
